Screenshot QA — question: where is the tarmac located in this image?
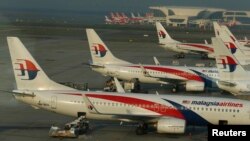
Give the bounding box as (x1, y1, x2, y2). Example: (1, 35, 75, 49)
(0, 25, 248, 141)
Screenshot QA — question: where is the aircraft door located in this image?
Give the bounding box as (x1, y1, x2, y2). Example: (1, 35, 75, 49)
(51, 96, 57, 109)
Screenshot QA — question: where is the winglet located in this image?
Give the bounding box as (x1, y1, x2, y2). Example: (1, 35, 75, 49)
(113, 77, 125, 93)
(204, 40, 208, 45)
(153, 56, 160, 65)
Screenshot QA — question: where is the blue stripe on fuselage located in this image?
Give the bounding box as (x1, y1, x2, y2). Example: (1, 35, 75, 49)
(190, 69, 217, 88)
(163, 99, 211, 126)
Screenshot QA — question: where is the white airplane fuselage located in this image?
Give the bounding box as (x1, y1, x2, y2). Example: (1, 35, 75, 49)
(160, 43, 189, 54)
(161, 43, 215, 58)
(15, 90, 250, 126)
(93, 64, 219, 87)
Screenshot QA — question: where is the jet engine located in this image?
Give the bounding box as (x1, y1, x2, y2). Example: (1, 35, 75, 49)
(156, 117, 186, 134)
(185, 80, 205, 91)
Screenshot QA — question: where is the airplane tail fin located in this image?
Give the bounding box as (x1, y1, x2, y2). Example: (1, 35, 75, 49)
(7, 37, 74, 91)
(86, 28, 131, 65)
(215, 21, 242, 47)
(213, 22, 221, 38)
(213, 22, 250, 65)
(155, 22, 178, 44)
(212, 37, 247, 81)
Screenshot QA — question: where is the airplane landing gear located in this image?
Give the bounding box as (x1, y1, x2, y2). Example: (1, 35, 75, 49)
(49, 116, 89, 138)
(201, 53, 208, 59)
(135, 123, 148, 135)
(171, 85, 179, 93)
(174, 53, 185, 59)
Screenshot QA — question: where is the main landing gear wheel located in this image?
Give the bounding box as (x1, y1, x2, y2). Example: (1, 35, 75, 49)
(201, 53, 208, 59)
(135, 123, 148, 135)
(171, 85, 179, 93)
(174, 53, 185, 59)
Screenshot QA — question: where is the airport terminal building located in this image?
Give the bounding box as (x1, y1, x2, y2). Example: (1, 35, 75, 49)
(149, 6, 250, 27)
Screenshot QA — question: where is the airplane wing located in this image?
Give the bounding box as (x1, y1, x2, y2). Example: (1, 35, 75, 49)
(177, 44, 213, 54)
(139, 64, 184, 85)
(82, 93, 163, 123)
(217, 80, 237, 87)
(110, 114, 161, 123)
(82, 94, 101, 114)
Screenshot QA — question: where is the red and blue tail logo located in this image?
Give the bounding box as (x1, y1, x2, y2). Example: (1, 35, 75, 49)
(218, 56, 237, 72)
(15, 59, 39, 80)
(92, 44, 107, 57)
(225, 42, 237, 54)
(158, 30, 166, 39)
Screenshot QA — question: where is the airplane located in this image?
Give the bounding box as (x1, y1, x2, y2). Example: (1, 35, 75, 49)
(130, 13, 144, 23)
(108, 12, 128, 25)
(7, 37, 250, 135)
(86, 28, 219, 92)
(214, 22, 250, 53)
(105, 16, 113, 24)
(155, 22, 215, 59)
(212, 37, 250, 95)
(213, 22, 250, 65)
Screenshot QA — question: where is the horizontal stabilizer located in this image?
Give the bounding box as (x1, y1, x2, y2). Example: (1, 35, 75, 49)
(217, 80, 236, 87)
(153, 56, 160, 65)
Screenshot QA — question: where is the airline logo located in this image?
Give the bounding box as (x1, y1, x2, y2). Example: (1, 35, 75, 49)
(182, 100, 243, 108)
(15, 59, 39, 80)
(182, 100, 191, 104)
(225, 42, 237, 54)
(92, 44, 107, 57)
(217, 56, 237, 72)
(158, 30, 166, 39)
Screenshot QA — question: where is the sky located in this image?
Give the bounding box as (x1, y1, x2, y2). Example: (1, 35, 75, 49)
(0, 0, 250, 12)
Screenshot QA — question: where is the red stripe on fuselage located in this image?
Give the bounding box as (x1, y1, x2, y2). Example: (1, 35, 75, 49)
(86, 94, 184, 119)
(181, 44, 214, 52)
(129, 66, 203, 82)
